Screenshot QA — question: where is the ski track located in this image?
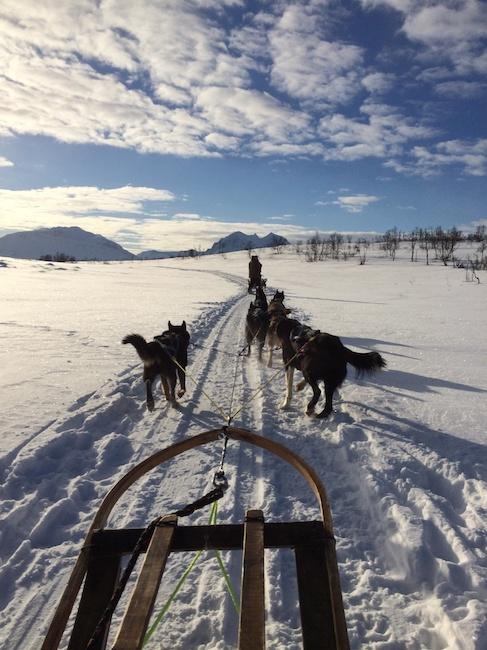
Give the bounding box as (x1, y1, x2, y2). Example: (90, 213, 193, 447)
(1, 269, 486, 649)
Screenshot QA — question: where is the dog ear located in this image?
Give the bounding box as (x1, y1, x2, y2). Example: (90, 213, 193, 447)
(182, 320, 187, 330)
(168, 320, 172, 329)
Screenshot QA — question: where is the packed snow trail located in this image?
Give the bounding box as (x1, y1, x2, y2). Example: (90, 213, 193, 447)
(0, 267, 486, 649)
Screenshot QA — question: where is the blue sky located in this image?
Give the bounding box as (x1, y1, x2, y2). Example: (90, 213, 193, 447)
(0, 0, 486, 253)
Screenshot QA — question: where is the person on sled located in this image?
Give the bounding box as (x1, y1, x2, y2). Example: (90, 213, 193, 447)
(248, 255, 263, 293)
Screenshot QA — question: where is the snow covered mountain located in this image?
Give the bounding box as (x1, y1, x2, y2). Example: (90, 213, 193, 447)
(0, 226, 134, 261)
(135, 249, 196, 260)
(138, 232, 289, 258)
(205, 231, 289, 254)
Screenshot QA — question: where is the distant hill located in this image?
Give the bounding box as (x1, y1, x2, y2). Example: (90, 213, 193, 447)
(205, 231, 289, 255)
(0, 226, 134, 261)
(136, 249, 196, 260)
(0, 227, 290, 261)
(138, 232, 289, 259)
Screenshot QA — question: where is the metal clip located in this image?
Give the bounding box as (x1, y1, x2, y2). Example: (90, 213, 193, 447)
(213, 470, 228, 491)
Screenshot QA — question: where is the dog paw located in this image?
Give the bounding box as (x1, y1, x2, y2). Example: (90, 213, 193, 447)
(147, 402, 155, 412)
(177, 389, 185, 398)
(306, 408, 316, 417)
(316, 410, 332, 419)
(280, 401, 290, 410)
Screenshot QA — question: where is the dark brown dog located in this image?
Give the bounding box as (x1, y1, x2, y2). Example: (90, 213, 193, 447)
(277, 318, 385, 417)
(123, 321, 190, 411)
(244, 286, 269, 361)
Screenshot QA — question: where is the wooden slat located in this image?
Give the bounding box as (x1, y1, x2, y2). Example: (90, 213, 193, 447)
(323, 539, 350, 650)
(112, 516, 177, 650)
(67, 554, 121, 650)
(295, 542, 336, 650)
(238, 510, 265, 650)
(91, 521, 326, 555)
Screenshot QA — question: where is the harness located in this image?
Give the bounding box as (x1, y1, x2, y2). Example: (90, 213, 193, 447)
(154, 332, 180, 358)
(290, 324, 319, 355)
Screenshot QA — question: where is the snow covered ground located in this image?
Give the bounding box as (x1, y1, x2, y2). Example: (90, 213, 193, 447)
(0, 247, 486, 649)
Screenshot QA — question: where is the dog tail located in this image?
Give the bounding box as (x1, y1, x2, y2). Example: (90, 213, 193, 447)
(122, 334, 154, 363)
(344, 347, 386, 377)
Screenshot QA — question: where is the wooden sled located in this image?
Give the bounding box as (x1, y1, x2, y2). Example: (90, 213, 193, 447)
(41, 427, 349, 650)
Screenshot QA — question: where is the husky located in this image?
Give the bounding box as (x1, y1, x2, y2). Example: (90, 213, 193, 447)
(122, 321, 190, 411)
(266, 290, 291, 368)
(276, 318, 386, 417)
(244, 285, 269, 361)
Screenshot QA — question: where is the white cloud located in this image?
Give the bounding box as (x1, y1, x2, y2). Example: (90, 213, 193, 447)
(362, 1, 487, 75)
(434, 80, 486, 98)
(386, 139, 487, 177)
(172, 212, 206, 220)
(195, 86, 311, 142)
(270, 214, 293, 221)
(362, 72, 395, 94)
(319, 102, 436, 161)
(268, 4, 364, 107)
(0, 156, 14, 167)
(402, 1, 487, 44)
(0, 185, 176, 234)
(333, 194, 380, 213)
(0, 0, 479, 175)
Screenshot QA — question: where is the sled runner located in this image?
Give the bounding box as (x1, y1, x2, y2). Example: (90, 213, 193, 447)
(41, 427, 349, 650)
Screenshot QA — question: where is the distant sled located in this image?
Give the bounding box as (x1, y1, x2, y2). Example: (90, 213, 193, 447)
(41, 427, 350, 650)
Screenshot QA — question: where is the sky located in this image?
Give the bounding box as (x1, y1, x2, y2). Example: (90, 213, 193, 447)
(0, 0, 486, 253)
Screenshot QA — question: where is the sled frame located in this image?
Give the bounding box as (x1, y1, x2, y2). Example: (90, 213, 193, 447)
(41, 427, 349, 650)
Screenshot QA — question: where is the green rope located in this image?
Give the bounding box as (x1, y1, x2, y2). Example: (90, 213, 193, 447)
(143, 501, 239, 646)
(212, 501, 240, 613)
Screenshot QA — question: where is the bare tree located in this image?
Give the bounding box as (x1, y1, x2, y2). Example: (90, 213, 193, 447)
(305, 232, 321, 262)
(418, 228, 433, 265)
(382, 227, 400, 261)
(356, 238, 369, 265)
(328, 232, 343, 259)
(433, 226, 462, 266)
(409, 228, 419, 262)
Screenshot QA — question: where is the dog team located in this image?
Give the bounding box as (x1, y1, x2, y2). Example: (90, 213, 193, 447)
(244, 285, 386, 418)
(123, 271, 386, 418)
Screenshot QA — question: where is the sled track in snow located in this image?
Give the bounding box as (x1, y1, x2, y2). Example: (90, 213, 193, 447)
(1, 268, 486, 649)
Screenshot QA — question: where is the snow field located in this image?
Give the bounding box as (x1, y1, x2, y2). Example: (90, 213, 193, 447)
(0, 247, 486, 649)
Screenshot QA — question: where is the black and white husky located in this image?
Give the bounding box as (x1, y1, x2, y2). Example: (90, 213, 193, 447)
(123, 321, 190, 411)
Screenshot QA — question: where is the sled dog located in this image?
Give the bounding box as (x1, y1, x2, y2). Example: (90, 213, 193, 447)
(245, 285, 269, 361)
(266, 290, 291, 368)
(276, 318, 386, 417)
(123, 321, 190, 411)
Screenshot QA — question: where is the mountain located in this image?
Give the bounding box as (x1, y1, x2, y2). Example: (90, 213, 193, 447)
(205, 231, 289, 255)
(135, 249, 196, 260)
(0, 226, 134, 261)
(137, 231, 289, 259)
(0, 227, 289, 261)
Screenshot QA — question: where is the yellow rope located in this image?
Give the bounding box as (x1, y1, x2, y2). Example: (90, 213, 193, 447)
(228, 348, 302, 422)
(170, 354, 230, 423)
